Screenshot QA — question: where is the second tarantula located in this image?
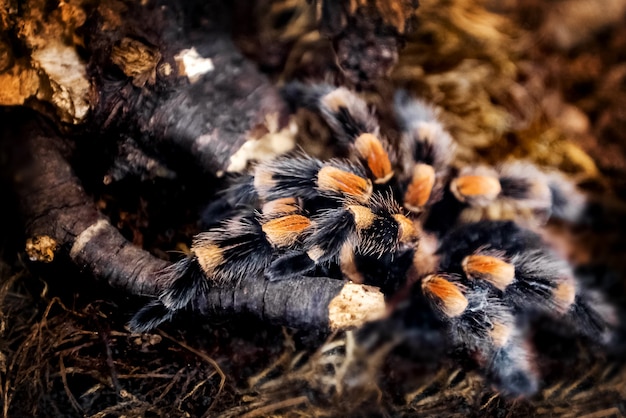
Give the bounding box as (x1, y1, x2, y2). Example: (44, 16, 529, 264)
(130, 82, 617, 397)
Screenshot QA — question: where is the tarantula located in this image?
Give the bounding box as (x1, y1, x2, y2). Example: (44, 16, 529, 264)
(129, 81, 617, 397)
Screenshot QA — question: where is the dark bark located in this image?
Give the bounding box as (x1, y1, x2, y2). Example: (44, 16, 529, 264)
(82, 0, 289, 176)
(201, 278, 385, 331)
(2, 107, 167, 296)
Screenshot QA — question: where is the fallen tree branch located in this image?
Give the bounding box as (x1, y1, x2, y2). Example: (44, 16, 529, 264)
(199, 278, 385, 332)
(1, 0, 291, 177)
(83, 0, 290, 176)
(2, 107, 167, 296)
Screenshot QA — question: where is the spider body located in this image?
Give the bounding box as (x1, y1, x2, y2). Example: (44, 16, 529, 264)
(393, 91, 456, 213)
(130, 82, 617, 398)
(254, 152, 374, 204)
(266, 197, 417, 282)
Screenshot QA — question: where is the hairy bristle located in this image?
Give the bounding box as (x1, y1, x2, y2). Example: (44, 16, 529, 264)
(422, 275, 469, 317)
(354, 133, 394, 183)
(412, 231, 440, 279)
(347, 205, 376, 231)
(497, 162, 553, 215)
(485, 338, 539, 397)
(462, 254, 515, 290)
(262, 214, 311, 248)
(393, 214, 418, 244)
(552, 279, 577, 313)
(317, 166, 373, 202)
(321, 87, 351, 113)
(262, 197, 300, 217)
(416, 122, 441, 144)
(404, 163, 436, 211)
(490, 321, 513, 348)
(252, 153, 323, 201)
(368, 191, 402, 215)
(358, 216, 401, 257)
(450, 175, 502, 204)
(192, 243, 224, 278)
(318, 86, 378, 143)
(307, 245, 326, 262)
(253, 166, 276, 193)
(528, 179, 552, 207)
(266, 252, 315, 281)
(158, 258, 207, 310)
(413, 122, 455, 170)
(128, 300, 175, 333)
(339, 243, 364, 284)
(393, 91, 439, 132)
(546, 171, 587, 222)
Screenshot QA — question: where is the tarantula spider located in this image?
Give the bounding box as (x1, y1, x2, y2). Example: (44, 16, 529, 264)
(130, 81, 616, 397)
